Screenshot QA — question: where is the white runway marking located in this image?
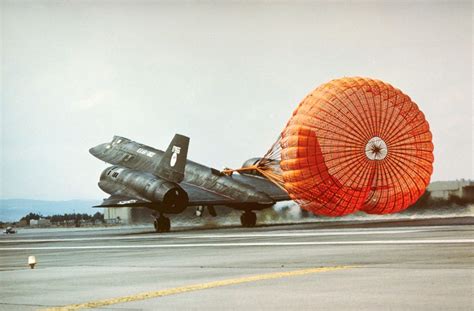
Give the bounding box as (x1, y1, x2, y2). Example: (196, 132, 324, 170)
(163, 229, 428, 239)
(0, 229, 429, 243)
(1, 239, 472, 250)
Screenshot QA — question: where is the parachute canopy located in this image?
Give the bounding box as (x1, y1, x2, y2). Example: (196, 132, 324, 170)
(253, 77, 434, 216)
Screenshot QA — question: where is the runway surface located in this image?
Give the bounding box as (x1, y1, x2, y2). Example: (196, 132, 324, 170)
(0, 217, 473, 310)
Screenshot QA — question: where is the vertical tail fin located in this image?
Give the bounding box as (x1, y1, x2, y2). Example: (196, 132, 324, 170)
(154, 134, 189, 183)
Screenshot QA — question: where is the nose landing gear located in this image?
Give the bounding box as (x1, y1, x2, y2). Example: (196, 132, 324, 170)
(240, 211, 257, 228)
(154, 214, 171, 233)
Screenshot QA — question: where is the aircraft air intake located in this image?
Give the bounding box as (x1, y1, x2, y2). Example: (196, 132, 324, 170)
(99, 166, 188, 214)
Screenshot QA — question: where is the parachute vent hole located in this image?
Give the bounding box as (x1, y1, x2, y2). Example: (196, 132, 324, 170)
(365, 136, 388, 161)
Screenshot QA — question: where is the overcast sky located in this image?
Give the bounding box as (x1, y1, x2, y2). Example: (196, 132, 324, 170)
(1, 0, 472, 200)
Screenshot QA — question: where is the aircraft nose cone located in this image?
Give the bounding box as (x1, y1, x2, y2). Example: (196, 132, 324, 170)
(89, 143, 107, 158)
(89, 146, 99, 157)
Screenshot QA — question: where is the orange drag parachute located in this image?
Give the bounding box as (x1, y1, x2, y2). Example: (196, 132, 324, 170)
(238, 77, 434, 216)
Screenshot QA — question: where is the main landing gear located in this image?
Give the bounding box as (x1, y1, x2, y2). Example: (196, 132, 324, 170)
(154, 214, 171, 233)
(240, 211, 257, 228)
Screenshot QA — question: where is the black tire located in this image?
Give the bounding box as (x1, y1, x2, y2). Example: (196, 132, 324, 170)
(155, 216, 171, 233)
(240, 211, 257, 228)
(240, 214, 248, 227)
(163, 217, 171, 232)
(247, 211, 256, 227)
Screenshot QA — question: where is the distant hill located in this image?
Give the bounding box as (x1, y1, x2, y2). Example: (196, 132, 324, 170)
(0, 199, 101, 222)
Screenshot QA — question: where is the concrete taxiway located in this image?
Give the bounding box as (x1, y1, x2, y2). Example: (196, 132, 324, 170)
(0, 217, 473, 310)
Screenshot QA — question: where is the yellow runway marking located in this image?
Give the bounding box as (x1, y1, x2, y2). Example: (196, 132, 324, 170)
(41, 265, 353, 310)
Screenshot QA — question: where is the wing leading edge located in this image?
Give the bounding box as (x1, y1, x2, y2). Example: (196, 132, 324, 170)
(94, 195, 151, 208)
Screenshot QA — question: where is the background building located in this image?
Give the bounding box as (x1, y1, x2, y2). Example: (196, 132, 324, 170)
(427, 180, 474, 200)
(104, 207, 154, 225)
(29, 218, 51, 227)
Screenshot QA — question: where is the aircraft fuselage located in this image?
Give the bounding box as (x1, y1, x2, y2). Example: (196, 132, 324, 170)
(90, 136, 288, 211)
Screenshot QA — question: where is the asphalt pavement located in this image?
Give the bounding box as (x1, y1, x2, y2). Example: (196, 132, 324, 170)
(0, 217, 473, 310)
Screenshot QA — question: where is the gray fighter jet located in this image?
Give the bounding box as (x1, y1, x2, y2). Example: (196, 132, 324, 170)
(90, 134, 290, 232)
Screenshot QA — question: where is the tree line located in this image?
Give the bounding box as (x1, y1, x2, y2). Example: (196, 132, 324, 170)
(20, 212, 105, 223)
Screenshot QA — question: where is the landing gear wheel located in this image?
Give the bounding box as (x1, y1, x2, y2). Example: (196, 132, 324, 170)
(240, 211, 257, 228)
(154, 215, 171, 233)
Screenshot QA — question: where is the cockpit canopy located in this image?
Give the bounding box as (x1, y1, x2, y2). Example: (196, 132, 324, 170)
(111, 136, 131, 146)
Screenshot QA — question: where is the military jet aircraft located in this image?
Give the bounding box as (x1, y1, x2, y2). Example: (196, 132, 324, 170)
(90, 134, 290, 232)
